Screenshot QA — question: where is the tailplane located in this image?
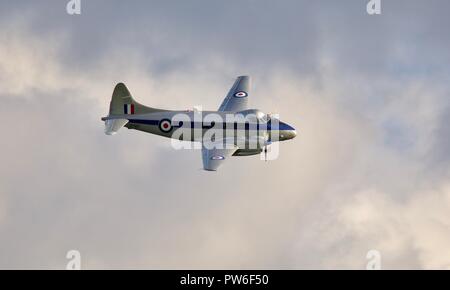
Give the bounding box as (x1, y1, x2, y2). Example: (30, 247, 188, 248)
(104, 118, 128, 135)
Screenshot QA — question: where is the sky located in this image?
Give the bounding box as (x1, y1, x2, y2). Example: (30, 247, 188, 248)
(0, 0, 449, 269)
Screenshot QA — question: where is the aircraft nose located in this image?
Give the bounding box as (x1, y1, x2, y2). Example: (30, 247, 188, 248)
(276, 121, 297, 140)
(291, 130, 297, 139)
(286, 129, 296, 140)
(285, 123, 297, 140)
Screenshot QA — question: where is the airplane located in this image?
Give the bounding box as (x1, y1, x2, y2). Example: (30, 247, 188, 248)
(101, 76, 297, 171)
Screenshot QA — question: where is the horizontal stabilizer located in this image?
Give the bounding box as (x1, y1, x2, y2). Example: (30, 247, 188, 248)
(104, 119, 128, 135)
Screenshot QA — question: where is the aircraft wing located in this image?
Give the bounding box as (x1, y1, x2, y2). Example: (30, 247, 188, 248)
(218, 76, 251, 112)
(202, 142, 239, 171)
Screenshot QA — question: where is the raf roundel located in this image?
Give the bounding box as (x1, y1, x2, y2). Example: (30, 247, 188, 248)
(159, 119, 173, 133)
(211, 155, 225, 160)
(234, 91, 248, 98)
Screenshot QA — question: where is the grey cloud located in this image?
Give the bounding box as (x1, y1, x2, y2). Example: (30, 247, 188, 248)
(0, 0, 449, 269)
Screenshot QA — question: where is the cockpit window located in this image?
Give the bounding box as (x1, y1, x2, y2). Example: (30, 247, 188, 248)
(236, 109, 270, 123)
(260, 114, 271, 123)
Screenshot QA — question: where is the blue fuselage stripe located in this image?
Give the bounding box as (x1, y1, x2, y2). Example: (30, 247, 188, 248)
(127, 119, 294, 131)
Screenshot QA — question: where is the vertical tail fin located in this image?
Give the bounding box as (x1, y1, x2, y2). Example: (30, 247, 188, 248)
(109, 83, 159, 115)
(103, 83, 161, 135)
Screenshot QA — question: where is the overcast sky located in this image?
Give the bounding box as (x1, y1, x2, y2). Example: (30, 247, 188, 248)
(0, 0, 449, 269)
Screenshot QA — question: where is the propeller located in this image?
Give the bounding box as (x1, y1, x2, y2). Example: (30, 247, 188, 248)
(262, 128, 271, 162)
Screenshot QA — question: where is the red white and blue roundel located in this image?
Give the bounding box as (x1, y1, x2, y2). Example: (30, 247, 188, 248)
(159, 119, 172, 132)
(234, 91, 248, 98)
(211, 155, 225, 160)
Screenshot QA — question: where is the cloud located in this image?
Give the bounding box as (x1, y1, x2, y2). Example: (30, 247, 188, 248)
(0, 19, 64, 96)
(0, 1, 449, 269)
(0, 187, 6, 227)
(335, 184, 450, 269)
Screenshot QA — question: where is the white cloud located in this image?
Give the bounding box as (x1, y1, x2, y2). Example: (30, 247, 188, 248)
(334, 184, 450, 269)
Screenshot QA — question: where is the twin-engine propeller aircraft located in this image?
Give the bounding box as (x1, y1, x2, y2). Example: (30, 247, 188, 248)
(102, 76, 296, 171)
